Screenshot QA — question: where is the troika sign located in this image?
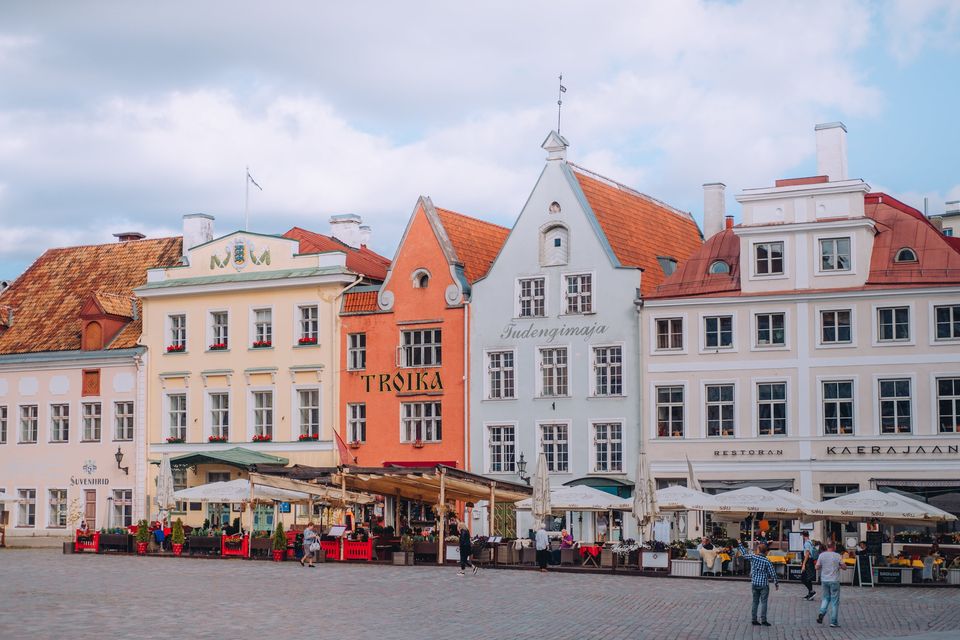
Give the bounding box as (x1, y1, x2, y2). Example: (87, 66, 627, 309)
(360, 371, 443, 394)
(499, 321, 610, 343)
(825, 445, 960, 456)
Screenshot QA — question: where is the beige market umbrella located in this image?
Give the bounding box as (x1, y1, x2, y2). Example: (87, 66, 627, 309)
(632, 452, 659, 543)
(655, 485, 721, 512)
(155, 454, 176, 522)
(530, 452, 551, 528)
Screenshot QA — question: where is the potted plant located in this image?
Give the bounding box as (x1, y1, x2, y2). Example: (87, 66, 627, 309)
(209, 342, 228, 350)
(298, 433, 319, 441)
(641, 539, 670, 571)
(271, 522, 286, 562)
(252, 433, 272, 442)
(135, 519, 150, 555)
(252, 339, 272, 348)
(171, 519, 185, 556)
(298, 336, 317, 345)
(393, 534, 415, 565)
(166, 435, 185, 443)
(413, 438, 424, 448)
(166, 344, 185, 353)
(349, 440, 361, 449)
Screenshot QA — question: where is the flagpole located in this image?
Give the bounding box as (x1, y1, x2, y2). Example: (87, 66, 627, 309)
(244, 166, 250, 231)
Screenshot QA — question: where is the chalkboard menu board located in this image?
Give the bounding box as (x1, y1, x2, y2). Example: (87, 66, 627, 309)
(787, 565, 804, 581)
(866, 531, 883, 556)
(876, 568, 903, 584)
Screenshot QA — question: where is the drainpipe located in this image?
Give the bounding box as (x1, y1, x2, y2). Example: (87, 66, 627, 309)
(331, 276, 364, 457)
(463, 300, 470, 473)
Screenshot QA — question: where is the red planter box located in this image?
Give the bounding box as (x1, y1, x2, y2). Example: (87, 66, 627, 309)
(221, 534, 249, 557)
(172, 543, 183, 556)
(74, 530, 99, 553)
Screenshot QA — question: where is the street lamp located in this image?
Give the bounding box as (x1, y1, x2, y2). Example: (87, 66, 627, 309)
(516, 452, 530, 485)
(114, 447, 129, 476)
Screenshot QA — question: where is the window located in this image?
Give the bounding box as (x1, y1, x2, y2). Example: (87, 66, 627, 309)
(756, 313, 785, 347)
(657, 256, 678, 276)
(593, 346, 623, 396)
(822, 381, 854, 435)
(347, 403, 366, 443)
(19, 405, 37, 443)
(49, 404, 69, 442)
(564, 274, 592, 314)
(298, 389, 320, 437)
(401, 402, 441, 442)
(757, 382, 787, 436)
(935, 304, 960, 341)
(253, 308, 272, 346)
(704, 316, 733, 349)
(488, 425, 515, 473)
(172, 467, 188, 513)
(347, 333, 366, 370)
(1, 405, 7, 444)
(112, 489, 132, 528)
(819, 237, 851, 271)
(413, 270, 430, 288)
(210, 393, 229, 439)
(705, 384, 735, 437)
(252, 391, 273, 438)
(168, 394, 186, 440)
(169, 314, 186, 349)
(878, 307, 910, 342)
(487, 351, 515, 399)
(48, 489, 67, 527)
(82, 402, 101, 442)
(656, 386, 684, 438)
(539, 347, 568, 397)
(114, 401, 134, 440)
(821, 484, 859, 500)
(518, 277, 545, 318)
(821, 310, 851, 344)
(299, 305, 319, 342)
(400, 329, 441, 367)
(18, 489, 36, 527)
(894, 247, 917, 263)
(709, 260, 730, 274)
(210, 311, 228, 348)
(656, 318, 683, 350)
(937, 378, 960, 433)
(879, 379, 912, 434)
(755, 242, 784, 275)
(593, 423, 622, 472)
(541, 225, 569, 266)
(540, 423, 568, 472)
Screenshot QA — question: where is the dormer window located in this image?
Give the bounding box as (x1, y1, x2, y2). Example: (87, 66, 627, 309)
(708, 260, 730, 274)
(540, 224, 569, 266)
(412, 269, 430, 289)
(82, 321, 103, 351)
(894, 247, 918, 263)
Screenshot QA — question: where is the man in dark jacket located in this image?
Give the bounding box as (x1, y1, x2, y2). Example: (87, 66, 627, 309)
(457, 522, 477, 576)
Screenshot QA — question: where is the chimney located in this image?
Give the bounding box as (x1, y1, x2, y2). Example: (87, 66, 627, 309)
(702, 182, 726, 238)
(113, 232, 145, 243)
(182, 213, 215, 261)
(358, 225, 372, 248)
(946, 200, 960, 215)
(815, 122, 848, 182)
(329, 214, 362, 248)
(725, 215, 734, 230)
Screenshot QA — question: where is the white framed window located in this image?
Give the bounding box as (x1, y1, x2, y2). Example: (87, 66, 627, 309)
(209, 392, 229, 439)
(593, 422, 622, 472)
(755, 313, 785, 347)
(298, 305, 319, 343)
(252, 391, 273, 438)
(934, 304, 960, 341)
(822, 380, 854, 435)
(114, 401, 134, 441)
(167, 394, 187, 440)
(48, 489, 67, 527)
(518, 277, 545, 318)
(50, 403, 69, 442)
(564, 273, 593, 314)
(656, 318, 683, 350)
(400, 328, 441, 367)
(877, 306, 910, 343)
(172, 467, 188, 513)
(879, 378, 911, 434)
(705, 384, 735, 437)
(487, 350, 515, 399)
(819, 237, 851, 272)
(18, 489, 36, 527)
(820, 310, 852, 345)
(82, 402, 101, 442)
(112, 489, 133, 527)
(298, 389, 320, 437)
(209, 310, 229, 349)
(168, 314, 186, 350)
(540, 423, 569, 472)
(0, 405, 6, 444)
(347, 333, 367, 370)
(538, 347, 568, 397)
(656, 386, 684, 438)
(487, 424, 516, 473)
(757, 382, 787, 436)
(541, 224, 569, 266)
(592, 345, 623, 396)
(704, 316, 733, 350)
(252, 308, 273, 347)
(754, 241, 784, 275)
(401, 401, 441, 443)
(347, 403, 366, 443)
(19, 405, 38, 443)
(937, 377, 960, 433)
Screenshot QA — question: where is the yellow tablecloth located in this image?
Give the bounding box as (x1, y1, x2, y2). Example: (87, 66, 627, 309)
(843, 558, 856, 566)
(768, 555, 787, 564)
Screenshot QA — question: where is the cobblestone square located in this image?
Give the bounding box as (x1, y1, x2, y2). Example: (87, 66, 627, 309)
(2, 550, 959, 640)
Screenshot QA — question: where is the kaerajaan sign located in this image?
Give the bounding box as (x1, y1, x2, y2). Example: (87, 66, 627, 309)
(500, 321, 609, 343)
(360, 371, 443, 393)
(825, 445, 959, 456)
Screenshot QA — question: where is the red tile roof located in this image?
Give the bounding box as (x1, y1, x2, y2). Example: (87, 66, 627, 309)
(570, 164, 703, 296)
(0, 237, 183, 355)
(342, 290, 379, 313)
(283, 227, 390, 281)
(650, 229, 741, 298)
(434, 207, 510, 284)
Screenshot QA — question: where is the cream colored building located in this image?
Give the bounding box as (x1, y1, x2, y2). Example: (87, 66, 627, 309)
(643, 123, 960, 542)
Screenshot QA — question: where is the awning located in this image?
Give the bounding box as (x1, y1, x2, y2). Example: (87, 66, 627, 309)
(700, 479, 794, 492)
(515, 485, 632, 512)
(173, 479, 310, 503)
(170, 447, 289, 470)
(563, 476, 634, 498)
(873, 479, 960, 489)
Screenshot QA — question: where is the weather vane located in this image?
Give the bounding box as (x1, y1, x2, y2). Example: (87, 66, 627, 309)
(557, 73, 566, 134)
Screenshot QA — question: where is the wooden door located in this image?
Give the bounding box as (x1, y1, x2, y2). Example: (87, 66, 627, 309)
(84, 490, 97, 529)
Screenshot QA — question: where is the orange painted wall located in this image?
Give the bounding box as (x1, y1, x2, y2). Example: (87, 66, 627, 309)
(339, 204, 468, 469)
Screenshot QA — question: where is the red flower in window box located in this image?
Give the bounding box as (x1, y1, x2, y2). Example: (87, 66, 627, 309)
(209, 343, 228, 350)
(413, 439, 424, 449)
(298, 337, 318, 345)
(166, 344, 185, 353)
(208, 435, 228, 443)
(349, 440, 361, 449)
(252, 340, 272, 348)
(252, 434, 272, 442)
(298, 433, 319, 442)
(166, 436, 185, 444)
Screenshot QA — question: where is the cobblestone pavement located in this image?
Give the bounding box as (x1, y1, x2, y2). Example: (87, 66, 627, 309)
(1, 550, 959, 640)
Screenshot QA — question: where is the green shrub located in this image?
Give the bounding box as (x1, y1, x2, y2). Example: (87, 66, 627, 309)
(135, 519, 150, 543)
(272, 522, 286, 551)
(171, 519, 185, 545)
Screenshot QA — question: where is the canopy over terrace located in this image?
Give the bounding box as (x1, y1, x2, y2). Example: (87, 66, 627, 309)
(515, 485, 631, 512)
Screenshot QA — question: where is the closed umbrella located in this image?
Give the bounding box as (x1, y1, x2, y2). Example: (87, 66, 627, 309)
(155, 454, 175, 522)
(531, 452, 551, 528)
(632, 452, 659, 544)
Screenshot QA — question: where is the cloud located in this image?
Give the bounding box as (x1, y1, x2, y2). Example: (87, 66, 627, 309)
(883, 0, 960, 63)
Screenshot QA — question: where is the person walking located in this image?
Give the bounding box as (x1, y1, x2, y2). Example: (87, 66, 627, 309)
(457, 522, 477, 576)
(535, 522, 550, 572)
(799, 531, 818, 600)
(816, 541, 843, 628)
(300, 522, 319, 567)
(737, 539, 779, 627)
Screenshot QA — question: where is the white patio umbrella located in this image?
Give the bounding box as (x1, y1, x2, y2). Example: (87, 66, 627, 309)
(155, 454, 175, 522)
(516, 485, 632, 511)
(655, 485, 721, 512)
(711, 486, 806, 517)
(632, 452, 659, 543)
(530, 452, 551, 528)
(173, 479, 311, 503)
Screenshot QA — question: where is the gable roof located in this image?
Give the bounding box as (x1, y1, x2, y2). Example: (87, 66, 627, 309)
(568, 164, 703, 296)
(342, 289, 380, 313)
(283, 227, 390, 281)
(0, 237, 183, 355)
(434, 206, 510, 284)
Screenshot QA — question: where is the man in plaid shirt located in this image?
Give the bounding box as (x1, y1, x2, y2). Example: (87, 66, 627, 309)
(737, 539, 779, 626)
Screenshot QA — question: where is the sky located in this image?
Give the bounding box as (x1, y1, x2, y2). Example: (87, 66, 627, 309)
(1, 0, 959, 279)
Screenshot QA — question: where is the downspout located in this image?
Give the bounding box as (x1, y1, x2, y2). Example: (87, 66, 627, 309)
(331, 275, 364, 458)
(463, 300, 470, 473)
(634, 287, 644, 541)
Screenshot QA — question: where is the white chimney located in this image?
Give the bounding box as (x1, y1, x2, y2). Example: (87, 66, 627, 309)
(182, 214, 215, 261)
(946, 201, 960, 215)
(358, 225, 372, 248)
(815, 122, 848, 182)
(703, 182, 726, 239)
(329, 214, 362, 248)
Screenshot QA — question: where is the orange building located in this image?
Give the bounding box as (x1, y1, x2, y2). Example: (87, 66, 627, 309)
(339, 197, 508, 479)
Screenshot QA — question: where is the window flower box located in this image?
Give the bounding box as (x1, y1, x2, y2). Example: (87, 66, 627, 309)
(252, 340, 272, 348)
(166, 344, 185, 353)
(208, 343, 228, 351)
(208, 435, 228, 443)
(413, 439, 424, 449)
(349, 440, 361, 449)
(166, 436, 185, 444)
(298, 434, 319, 442)
(298, 337, 318, 345)
(252, 434, 272, 443)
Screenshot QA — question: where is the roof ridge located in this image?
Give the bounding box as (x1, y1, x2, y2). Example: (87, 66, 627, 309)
(42, 235, 181, 253)
(434, 206, 509, 232)
(568, 162, 695, 222)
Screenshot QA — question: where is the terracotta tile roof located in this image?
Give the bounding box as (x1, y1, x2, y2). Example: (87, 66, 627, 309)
(569, 164, 703, 296)
(434, 207, 510, 283)
(0, 237, 183, 355)
(283, 227, 390, 281)
(649, 229, 741, 298)
(342, 290, 380, 313)
(92, 291, 134, 318)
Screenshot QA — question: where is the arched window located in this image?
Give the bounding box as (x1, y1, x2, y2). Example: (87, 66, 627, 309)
(412, 269, 430, 288)
(540, 224, 569, 266)
(82, 321, 103, 351)
(894, 247, 917, 263)
(708, 260, 730, 274)
(549, 201, 561, 214)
